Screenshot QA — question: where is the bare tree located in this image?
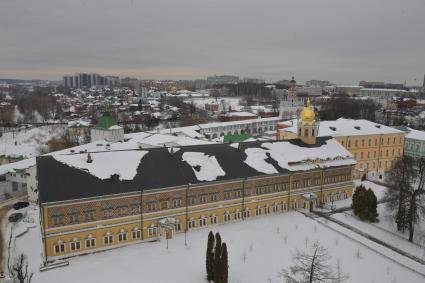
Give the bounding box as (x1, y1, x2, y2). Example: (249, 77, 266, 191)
(12, 253, 34, 283)
(387, 157, 425, 242)
(278, 242, 348, 283)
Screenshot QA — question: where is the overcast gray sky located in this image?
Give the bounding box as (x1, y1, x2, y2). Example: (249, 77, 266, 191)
(0, 0, 424, 84)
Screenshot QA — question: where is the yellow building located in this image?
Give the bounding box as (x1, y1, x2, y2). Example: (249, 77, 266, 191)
(278, 118, 405, 179)
(36, 103, 356, 260)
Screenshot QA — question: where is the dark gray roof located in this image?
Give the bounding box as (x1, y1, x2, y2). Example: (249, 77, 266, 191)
(37, 137, 337, 204)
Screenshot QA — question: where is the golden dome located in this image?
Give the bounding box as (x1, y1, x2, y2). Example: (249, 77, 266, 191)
(300, 98, 315, 123)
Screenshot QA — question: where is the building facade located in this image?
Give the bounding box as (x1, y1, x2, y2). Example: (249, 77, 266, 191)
(278, 118, 405, 179)
(395, 126, 425, 158)
(37, 105, 355, 260)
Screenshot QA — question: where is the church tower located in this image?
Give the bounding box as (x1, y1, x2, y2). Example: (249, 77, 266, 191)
(297, 97, 319, 145)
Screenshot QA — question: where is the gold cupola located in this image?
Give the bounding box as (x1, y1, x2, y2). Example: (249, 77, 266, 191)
(300, 97, 315, 123)
(297, 97, 319, 145)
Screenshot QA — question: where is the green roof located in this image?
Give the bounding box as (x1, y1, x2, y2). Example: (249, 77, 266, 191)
(223, 134, 252, 143)
(96, 116, 117, 130)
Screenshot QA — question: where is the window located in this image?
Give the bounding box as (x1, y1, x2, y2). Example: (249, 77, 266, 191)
(70, 240, 81, 251)
(132, 229, 141, 239)
(224, 191, 232, 199)
(132, 204, 141, 214)
(235, 211, 241, 220)
(224, 213, 231, 222)
(102, 207, 113, 218)
(173, 198, 182, 207)
(12, 182, 18, 192)
(84, 208, 95, 221)
(243, 209, 251, 218)
(117, 205, 128, 216)
(69, 213, 80, 224)
(303, 178, 310, 187)
(54, 242, 66, 253)
(187, 219, 195, 229)
(199, 217, 207, 227)
(188, 195, 195, 205)
(199, 195, 207, 204)
(210, 192, 218, 201)
(104, 234, 113, 245)
(210, 215, 217, 224)
(255, 207, 262, 216)
(234, 190, 242, 198)
(147, 202, 157, 211)
(148, 226, 158, 236)
(86, 237, 96, 248)
(118, 231, 128, 242)
(52, 214, 64, 226)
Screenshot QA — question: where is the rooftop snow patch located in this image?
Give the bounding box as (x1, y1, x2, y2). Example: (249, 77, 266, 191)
(244, 148, 278, 174)
(244, 139, 355, 173)
(182, 152, 225, 181)
(53, 151, 148, 180)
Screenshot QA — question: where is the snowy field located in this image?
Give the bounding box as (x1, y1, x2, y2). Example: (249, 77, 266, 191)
(0, 125, 65, 158)
(5, 205, 425, 283)
(187, 97, 243, 111)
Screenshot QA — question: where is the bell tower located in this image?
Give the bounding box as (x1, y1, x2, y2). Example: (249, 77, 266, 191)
(297, 97, 319, 145)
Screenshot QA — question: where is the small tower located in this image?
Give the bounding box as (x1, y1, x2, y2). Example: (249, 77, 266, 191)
(297, 97, 319, 145)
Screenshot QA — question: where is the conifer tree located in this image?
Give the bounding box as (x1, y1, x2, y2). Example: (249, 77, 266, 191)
(214, 233, 222, 283)
(206, 231, 215, 282)
(366, 189, 379, 222)
(221, 243, 229, 283)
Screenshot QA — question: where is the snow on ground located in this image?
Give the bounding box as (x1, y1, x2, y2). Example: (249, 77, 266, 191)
(353, 180, 388, 200)
(6, 207, 425, 283)
(0, 125, 65, 158)
(331, 209, 425, 261)
(373, 204, 425, 247)
(182, 152, 226, 181)
(53, 151, 148, 180)
(188, 97, 242, 112)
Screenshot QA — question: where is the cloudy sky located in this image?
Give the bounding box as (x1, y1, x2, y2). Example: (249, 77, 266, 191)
(0, 0, 424, 84)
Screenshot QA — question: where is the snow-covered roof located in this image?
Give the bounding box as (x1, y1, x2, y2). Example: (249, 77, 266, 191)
(182, 152, 226, 181)
(37, 137, 356, 203)
(280, 119, 404, 137)
(53, 151, 148, 180)
(244, 139, 355, 174)
(406, 128, 425, 141)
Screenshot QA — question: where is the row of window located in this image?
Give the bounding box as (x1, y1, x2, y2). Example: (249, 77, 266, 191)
(353, 148, 401, 160)
(54, 229, 143, 254)
(53, 190, 351, 254)
(341, 136, 403, 148)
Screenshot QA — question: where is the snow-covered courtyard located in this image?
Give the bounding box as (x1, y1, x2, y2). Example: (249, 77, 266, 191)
(5, 202, 425, 283)
(0, 125, 65, 158)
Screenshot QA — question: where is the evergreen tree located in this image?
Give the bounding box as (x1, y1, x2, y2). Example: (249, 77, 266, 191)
(366, 189, 379, 222)
(352, 185, 366, 217)
(220, 243, 229, 283)
(206, 231, 215, 282)
(214, 233, 222, 283)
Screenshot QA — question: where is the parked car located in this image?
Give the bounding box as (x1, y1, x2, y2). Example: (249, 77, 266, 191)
(13, 201, 29, 210)
(8, 213, 23, 223)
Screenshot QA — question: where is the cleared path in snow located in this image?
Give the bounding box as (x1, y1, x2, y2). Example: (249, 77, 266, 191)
(312, 211, 425, 277)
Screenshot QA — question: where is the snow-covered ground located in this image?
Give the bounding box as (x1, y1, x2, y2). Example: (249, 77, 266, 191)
(329, 180, 388, 210)
(5, 205, 424, 283)
(188, 97, 243, 112)
(0, 125, 65, 158)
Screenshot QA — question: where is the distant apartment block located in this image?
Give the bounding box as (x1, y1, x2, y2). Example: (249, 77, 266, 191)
(63, 73, 120, 89)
